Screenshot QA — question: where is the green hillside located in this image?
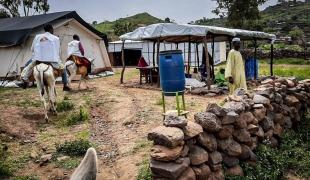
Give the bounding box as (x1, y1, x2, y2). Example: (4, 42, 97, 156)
(96, 12, 163, 40)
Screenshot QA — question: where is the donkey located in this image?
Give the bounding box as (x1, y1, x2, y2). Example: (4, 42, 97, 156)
(65, 59, 95, 90)
(70, 148, 97, 180)
(33, 63, 57, 122)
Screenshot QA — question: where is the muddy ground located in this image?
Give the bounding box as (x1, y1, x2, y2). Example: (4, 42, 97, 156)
(0, 69, 224, 180)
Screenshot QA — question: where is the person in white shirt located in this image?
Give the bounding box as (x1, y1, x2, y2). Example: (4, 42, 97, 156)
(67, 34, 91, 75)
(20, 24, 71, 91)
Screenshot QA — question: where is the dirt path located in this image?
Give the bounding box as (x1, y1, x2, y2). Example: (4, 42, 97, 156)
(0, 69, 225, 180)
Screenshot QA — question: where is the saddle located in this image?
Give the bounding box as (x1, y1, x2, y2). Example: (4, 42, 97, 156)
(67, 55, 91, 75)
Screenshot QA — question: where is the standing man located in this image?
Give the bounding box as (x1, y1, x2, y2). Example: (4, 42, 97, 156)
(20, 24, 71, 91)
(225, 38, 247, 94)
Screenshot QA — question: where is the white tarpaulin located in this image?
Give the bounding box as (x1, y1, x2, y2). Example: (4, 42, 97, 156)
(120, 23, 276, 42)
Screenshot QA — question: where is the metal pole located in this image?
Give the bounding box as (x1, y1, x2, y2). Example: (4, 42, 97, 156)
(203, 36, 211, 90)
(120, 40, 126, 84)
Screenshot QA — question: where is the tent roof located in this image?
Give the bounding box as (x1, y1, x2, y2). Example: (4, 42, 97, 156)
(120, 23, 276, 43)
(0, 11, 108, 47)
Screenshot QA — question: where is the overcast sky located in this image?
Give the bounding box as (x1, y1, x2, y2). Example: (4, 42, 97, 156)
(48, 0, 279, 23)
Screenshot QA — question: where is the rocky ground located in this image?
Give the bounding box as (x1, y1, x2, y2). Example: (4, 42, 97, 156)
(0, 69, 224, 180)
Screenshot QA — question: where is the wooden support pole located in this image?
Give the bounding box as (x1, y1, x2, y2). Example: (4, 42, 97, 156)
(120, 40, 126, 84)
(153, 41, 156, 67)
(211, 36, 215, 80)
(196, 43, 200, 67)
(270, 43, 274, 76)
(203, 36, 211, 90)
(147, 41, 150, 65)
(176, 43, 179, 50)
(187, 37, 191, 74)
(157, 38, 160, 87)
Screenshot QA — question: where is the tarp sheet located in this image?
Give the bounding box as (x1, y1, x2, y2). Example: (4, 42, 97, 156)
(120, 23, 276, 43)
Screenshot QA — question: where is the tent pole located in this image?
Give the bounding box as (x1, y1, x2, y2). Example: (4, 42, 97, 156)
(153, 41, 156, 67)
(254, 39, 257, 79)
(196, 43, 200, 68)
(147, 41, 150, 65)
(157, 38, 161, 87)
(270, 43, 274, 76)
(212, 36, 215, 80)
(120, 40, 126, 84)
(203, 36, 211, 90)
(187, 36, 191, 75)
(176, 43, 179, 50)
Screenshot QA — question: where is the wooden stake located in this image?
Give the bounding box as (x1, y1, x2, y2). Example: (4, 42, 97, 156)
(270, 43, 274, 76)
(187, 37, 191, 74)
(203, 36, 211, 90)
(120, 40, 125, 84)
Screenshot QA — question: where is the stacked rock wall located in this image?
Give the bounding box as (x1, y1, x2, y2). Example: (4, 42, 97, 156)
(147, 78, 310, 179)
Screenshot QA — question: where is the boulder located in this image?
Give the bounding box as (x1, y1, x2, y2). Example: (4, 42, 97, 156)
(39, 154, 52, 166)
(285, 95, 299, 106)
(223, 101, 245, 113)
(181, 145, 189, 157)
(252, 107, 266, 122)
(255, 126, 264, 138)
(273, 124, 283, 137)
(274, 93, 283, 104)
(225, 165, 244, 176)
(218, 138, 242, 157)
(241, 112, 256, 125)
(197, 132, 217, 152)
(178, 168, 196, 180)
(194, 112, 222, 132)
(209, 164, 222, 171)
(233, 129, 251, 143)
(253, 87, 274, 98)
(261, 117, 274, 131)
(286, 79, 295, 88)
(150, 145, 183, 162)
(209, 170, 225, 180)
(163, 115, 188, 128)
(150, 158, 190, 179)
(253, 94, 270, 105)
(189, 145, 209, 165)
(222, 155, 239, 167)
(247, 124, 259, 134)
(206, 103, 226, 117)
(261, 79, 274, 85)
(239, 144, 251, 160)
(234, 115, 247, 129)
(253, 104, 264, 109)
(264, 129, 274, 139)
(284, 116, 293, 129)
(221, 111, 239, 125)
(217, 125, 234, 139)
(192, 164, 211, 180)
(274, 113, 285, 125)
(183, 121, 203, 139)
(208, 151, 223, 165)
(148, 126, 184, 148)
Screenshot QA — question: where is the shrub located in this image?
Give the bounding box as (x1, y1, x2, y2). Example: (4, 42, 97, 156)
(0, 144, 12, 177)
(65, 107, 89, 126)
(56, 139, 93, 157)
(57, 99, 74, 112)
(137, 159, 152, 180)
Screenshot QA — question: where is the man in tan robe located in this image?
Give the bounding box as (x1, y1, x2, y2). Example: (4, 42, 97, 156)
(225, 38, 247, 94)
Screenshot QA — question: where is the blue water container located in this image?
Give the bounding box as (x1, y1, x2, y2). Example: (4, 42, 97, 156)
(245, 57, 259, 80)
(159, 50, 185, 96)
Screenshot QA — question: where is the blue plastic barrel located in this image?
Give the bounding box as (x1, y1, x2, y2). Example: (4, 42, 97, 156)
(245, 57, 258, 80)
(159, 50, 185, 95)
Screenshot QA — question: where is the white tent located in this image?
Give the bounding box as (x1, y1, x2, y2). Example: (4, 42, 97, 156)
(0, 11, 112, 78)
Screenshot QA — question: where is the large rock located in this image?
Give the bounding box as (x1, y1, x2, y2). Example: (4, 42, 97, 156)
(197, 132, 217, 152)
(39, 154, 52, 166)
(254, 87, 274, 98)
(192, 164, 211, 180)
(206, 103, 226, 117)
(264, 129, 274, 139)
(217, 125, 234, 139)
(222, 155, 239, 167)
(261, 117, 274, 131)
(247, 124, 259, 134)
(194, 112, 222, 132)
(183, 121, 203, 139)
(233, 129, 251, 143)
(225, 165, 244, 176)
(150, 158, 190, 179)
(207, 170, 225, 180)
(180, 145, 189, 157)
(150, 145, 183, 162)
(273, 123, 284, 137)
(148, 126, 184, 148)
(285, 95, 299, 106)
(253, 104, 264, 109)
(209, 164, 222, 171)
(234, 115, 248, 129)
(253, 94, 270, 105)
(163, 115, 188, 128)
(240, 112, 256, 125)
(223, 101, 245, 113)
(252, 107, 266, 122)
(178, 168, 196, 180)
(274, 113, 285, 125)
(221, 111, 238, 125)
(239, 144, 251, 160)
(274, 93, 283, 104)
(283, 116, 293, 129)
(189, 145, 209, 165)
(218, 138, 242, 157)
(255, 126, 264, 138)
(208, 151, 223, 165)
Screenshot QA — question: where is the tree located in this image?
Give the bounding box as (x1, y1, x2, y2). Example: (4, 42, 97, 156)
(212, 0, 267, 29)
(113, 21, 136, 37)
(164, 17, 171, 23)
(289, 26, 304, 44)
(0, 8, 10, 18)
(0, 0, 49, 17)
(92, 21, 98, 26)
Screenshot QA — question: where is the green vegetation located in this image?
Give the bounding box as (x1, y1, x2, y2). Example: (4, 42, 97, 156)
(259, 64, 310, 80)
(227, 114, 310, 179)
(55, 157, 81, 169)
(137, 158, 152, 180)
(259, 43, 304, 52)
(12, 175, 39, 180)
(96, 12, 163, 40)
(260, 58, 310, 65)
(131, 139, 152, 154)
(62, 107, 89, 126)
(56, 98, 74, 112)
(56, 139, 93, 157)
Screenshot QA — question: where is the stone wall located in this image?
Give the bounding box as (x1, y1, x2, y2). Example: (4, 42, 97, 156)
(147, 78, 310, 180)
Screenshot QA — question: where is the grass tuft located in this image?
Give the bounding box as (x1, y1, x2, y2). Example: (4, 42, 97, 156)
(56, 99, 74, 112)
(55, 157, 81, 169)
(137, 158, 152, 180)
(56, 139, 93, 157)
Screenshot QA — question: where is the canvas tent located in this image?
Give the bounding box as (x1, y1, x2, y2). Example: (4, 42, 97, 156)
(0, 11, 112, 78)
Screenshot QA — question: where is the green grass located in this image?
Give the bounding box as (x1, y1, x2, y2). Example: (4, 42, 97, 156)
(56, 139, 93, 157)
(131, 139, 152, 154)
(54, 157, 81, 169)
(57, 107, 89, 127)
(75, 130, 90, 140)
(259, 64, 310, 80)
(136, 158, 152, 180)
(12, 175, 39, 180)
(260, 58, 310, 65)
(56, 99, 74, 112)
